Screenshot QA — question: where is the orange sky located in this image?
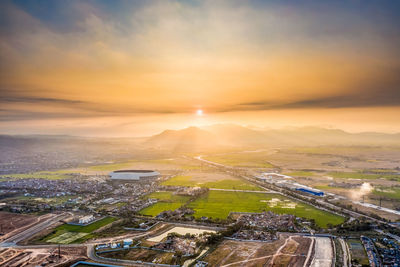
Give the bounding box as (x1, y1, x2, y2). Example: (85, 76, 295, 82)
(1, 1, 400, 136)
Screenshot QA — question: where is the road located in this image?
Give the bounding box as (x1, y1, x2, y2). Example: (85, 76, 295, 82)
(0, 212, 71, 246)
(374, 229, 400, 243)
(303, 237, 315, 267)
(338, 237, 350, 267)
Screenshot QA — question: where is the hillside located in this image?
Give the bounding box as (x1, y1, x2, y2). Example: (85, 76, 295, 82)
(144, 124, 400, 151)
(144, 127, 222, 151)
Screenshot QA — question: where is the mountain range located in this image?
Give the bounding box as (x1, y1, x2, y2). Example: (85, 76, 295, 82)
(144, 124, 400, 151)
(1, 124, 399, 153)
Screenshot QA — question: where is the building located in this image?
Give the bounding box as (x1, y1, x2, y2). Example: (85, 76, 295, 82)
(123, 238, 133, 246)
(109, 170, 160, 181)
(79, 215, 94, 224)
(295, 188, 324, 196)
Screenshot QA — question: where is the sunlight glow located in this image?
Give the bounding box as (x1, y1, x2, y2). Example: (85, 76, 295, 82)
(196, 109, 203, 116)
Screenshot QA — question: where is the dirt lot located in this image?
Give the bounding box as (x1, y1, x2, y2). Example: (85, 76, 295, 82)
(101, 248, 174, 264)
(310, 237, 333, 267)
(0, 212, 55, 242)
(0, 247, 87, 267)
(0, 212, 37, 235)
(204, 234, 312, 267)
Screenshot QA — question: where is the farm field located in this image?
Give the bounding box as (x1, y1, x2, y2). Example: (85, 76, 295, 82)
(0, 212, 38, 236)
(327, 171, 400, 181)
(203, 151, 275, 168)
(187, 191, 345, 227)
(265, 146, 400, 171)
(8, 195, 73, 205)
(284, 171, 319, 177)
(373, 187, 400, 200)
(347, 239, 369, 266)
(161, 174, 261, 190)
(87, 157, 204, 172)
(0, 170, 74, 180)
(41, 217, 117, 244)
(139, 191, 190, 216)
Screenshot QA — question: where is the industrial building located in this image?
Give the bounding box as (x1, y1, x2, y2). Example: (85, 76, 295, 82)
(295, 188, 324, 196)
(109, 170, 160, 181)
(79, 215, 94, 224)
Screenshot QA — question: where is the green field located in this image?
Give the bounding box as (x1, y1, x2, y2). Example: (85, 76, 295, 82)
(347, 239, 369, 266)
(0, 170, 74, 180)
(373, 187, 400, 200)
(10, 195, 73, 204)
(161, 175, 261, 190)
(327, 171, 400, 181)
(43, 216, 117, 244)
(284, 171, 317, 177)
(203, 153, 275, 168)
(89, 161, 138, 171)
(187, 191, 345, 227)
(47, 232, 88, 244)
(140, 191, 345, 227)
(139, 191, 190, 216)
(88, 158, 197, 171)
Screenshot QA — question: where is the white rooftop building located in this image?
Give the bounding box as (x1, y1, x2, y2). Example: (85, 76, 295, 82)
(79, 215, 94, 224)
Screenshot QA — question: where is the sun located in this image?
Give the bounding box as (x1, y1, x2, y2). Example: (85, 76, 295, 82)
(196, 109, 203, 116)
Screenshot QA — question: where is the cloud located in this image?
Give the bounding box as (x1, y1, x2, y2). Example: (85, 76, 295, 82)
(1, 0, 400, 124)
(0, 96, 84, 104)
(229, 92, 400, 112)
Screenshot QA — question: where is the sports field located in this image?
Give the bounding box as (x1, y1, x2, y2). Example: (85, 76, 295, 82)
(187, 191, 345, 227)
(161, 175, 261, 190)
(139, 191, 190, 216)
(47, 232, 88, 244)
(43, 216, 117, 244)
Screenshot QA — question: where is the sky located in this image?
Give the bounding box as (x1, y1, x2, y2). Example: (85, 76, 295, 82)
(1, 0, 400, 137)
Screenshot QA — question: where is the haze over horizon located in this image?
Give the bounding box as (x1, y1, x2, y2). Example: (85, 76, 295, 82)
(1, 0, 400, 137)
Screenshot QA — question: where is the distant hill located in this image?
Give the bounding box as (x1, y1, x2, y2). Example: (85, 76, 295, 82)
(144, 124, 400, 151)
(2, 125, 399, 155)
(202, 124, 268, 146)
(144, 126, 222, 151)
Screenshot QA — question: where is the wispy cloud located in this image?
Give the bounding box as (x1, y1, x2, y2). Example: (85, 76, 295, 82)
(0, 96, 84, 104)
(0, 0, 400, 133)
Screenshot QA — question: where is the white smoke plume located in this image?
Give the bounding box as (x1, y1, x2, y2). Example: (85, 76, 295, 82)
(350, 182, 373, 201)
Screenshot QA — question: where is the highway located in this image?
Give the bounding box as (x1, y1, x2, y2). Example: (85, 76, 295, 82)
(338, 237, 350, 267)
(0, 212, 71, 246)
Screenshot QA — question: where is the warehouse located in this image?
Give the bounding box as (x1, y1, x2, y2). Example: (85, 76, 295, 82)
(296, 188, 324, 196)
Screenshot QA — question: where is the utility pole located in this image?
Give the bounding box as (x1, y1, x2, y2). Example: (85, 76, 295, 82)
(379, 197, 382, 207)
